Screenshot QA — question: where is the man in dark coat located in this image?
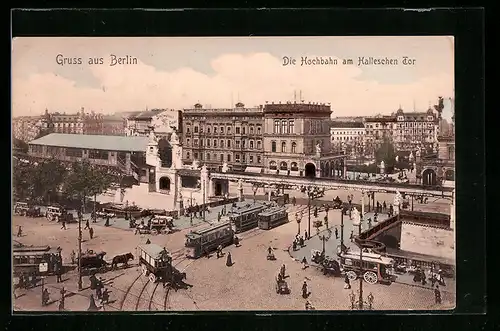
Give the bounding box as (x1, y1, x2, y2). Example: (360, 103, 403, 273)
(334, 227, 339, 239)
(302, 281, 308, 298)
(434, 286, 442, 304)
(344, 274, 351, 289)
(84, 219, 90, 230)
(226, 252, 232, 266)
(61, 220, 66, 230)
(55, 262, 63, 283)
(89, 227, 94, 239)
(17, 225, 22, 237)
(88, 294, 99, 311)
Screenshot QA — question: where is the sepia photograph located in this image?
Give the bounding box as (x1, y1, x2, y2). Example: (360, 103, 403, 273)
(12, 36, 455, 312)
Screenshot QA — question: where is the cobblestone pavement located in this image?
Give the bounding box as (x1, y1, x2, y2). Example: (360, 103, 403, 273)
(13, 200, 455, 311)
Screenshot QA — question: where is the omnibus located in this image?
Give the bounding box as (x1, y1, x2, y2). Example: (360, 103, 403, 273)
(228, 203, 269, 233)
(185, 221, 234, 259)
(339, 249, 395, 285)
(13, 246, 61, 276)
(258, 206, 289, 230)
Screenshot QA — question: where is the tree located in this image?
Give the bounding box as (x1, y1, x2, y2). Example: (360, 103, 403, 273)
(375, 138, 396, 168)
(64, 160, 115, 212)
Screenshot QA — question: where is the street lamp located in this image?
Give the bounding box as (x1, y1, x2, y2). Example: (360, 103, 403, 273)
(305, 186, 324, 239)
(252, 184, 259, 204)
(316, 226, 332, 255)
(351, 207, 366, 310)
(295, 212, 302, 236)
(77, 212, 83, 291)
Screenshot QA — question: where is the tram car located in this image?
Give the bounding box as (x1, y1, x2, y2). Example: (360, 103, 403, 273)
(137, 243, 186, 283)
(185, 221, 234, 259)
(13, 245, 61, 276)
(339, 250, 395, 285)
(150, 215, 174, 233)
(228, 203, 270, 233)
(258, 206, 289, 230)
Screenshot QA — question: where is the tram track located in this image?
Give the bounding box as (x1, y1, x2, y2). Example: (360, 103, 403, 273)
(134, 278, 151, 310)
(118, 273, 142, 311)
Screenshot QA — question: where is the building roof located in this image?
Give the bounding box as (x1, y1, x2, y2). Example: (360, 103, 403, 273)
(137, 244, 169, 260)
(128, 109, 165, 120)
(28, 133, 149, 152)
(329, 121, 365, 128)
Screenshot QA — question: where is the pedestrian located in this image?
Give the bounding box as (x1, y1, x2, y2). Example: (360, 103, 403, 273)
(268, 246, 272, 255)
(145, 238, 151, 244)
(217, 244, 223, 258)
(434, 286, 442, 304)
(56, 262, 63, 283)
(105, 216, 110, 227)
(344, 274, 351, 289)
(334, 227, 339, 239)
(299, 236, 304, 247)
(302, 280, 308, 299)
(292, 241, 297, 251)
(87, 294, 99, 311)
(292, 197, 296, 206)
(383, 201, 387, 212)
(17, 225, 22, 237)
(226, 252, 232, 267)
(350, 231, 354, 242)
(70, 250, 76, 265)
(304, 230, 308, 240)
(59, 287, 66, 311)
(84, 219, 90, 230)
(373, 214, 378, 223)
(301, 256, 308, 269)
(42, 288, 50, 306)
(280, 264, 286, 278)
(421, 270, 427, 286)
(61, 220, 66, 230)
(96, 278, 103, 299)
(89, 227, 94, 239)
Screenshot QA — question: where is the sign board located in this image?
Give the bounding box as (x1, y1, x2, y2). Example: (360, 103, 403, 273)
(39, 262, 48, 273)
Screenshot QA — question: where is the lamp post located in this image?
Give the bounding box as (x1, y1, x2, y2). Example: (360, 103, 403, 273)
(351, 207, 365, 310)
(295, 212, 302, 236)
(252, 184, 259, 204)
(316, 226, 332, 255)
(77, 209, 83, 291)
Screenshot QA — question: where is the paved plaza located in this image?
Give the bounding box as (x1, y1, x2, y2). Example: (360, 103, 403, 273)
(12, 195, 455, 311)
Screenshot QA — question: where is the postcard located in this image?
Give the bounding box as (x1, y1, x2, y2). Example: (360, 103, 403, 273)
(12, 36, 455, 312)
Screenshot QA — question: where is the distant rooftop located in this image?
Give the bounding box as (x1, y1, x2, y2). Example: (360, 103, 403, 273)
(128, 109, 165, 120)
(330, 121, 365, 128)
(28, 133, 149, 152)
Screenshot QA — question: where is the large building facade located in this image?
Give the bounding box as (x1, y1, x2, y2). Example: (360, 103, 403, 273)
(330, 121, 366, 155)
(126, 109, 181, 139)
(181, 102, 264, 172)
(263, 102, 346, 178)
(392, 107, 439, 152)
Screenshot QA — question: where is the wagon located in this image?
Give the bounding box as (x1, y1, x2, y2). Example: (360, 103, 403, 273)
(275, 279, 290, 294)
(78, 250, 109, 275)
(45, 206, 74, 223)
(135, 224, 151, 235)
(137, 244, 172, 283)
(150, 216, 174, 234)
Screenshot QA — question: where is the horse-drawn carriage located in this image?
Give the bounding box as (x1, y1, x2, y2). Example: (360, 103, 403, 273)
(275, 278, 290, 294)
(78, 250, 109, 275)
(150, 216, 174, 234)
(312, 220, 323, 228)
(137, 244, 186, 284)
(46, 206, 74, 223)
(311, 249, 341, 276)
(332, 197, 343, 209)
(14, 202, 41, 217)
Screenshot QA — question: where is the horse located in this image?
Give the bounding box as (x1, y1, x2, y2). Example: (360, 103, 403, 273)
(111, 253, 134, 269)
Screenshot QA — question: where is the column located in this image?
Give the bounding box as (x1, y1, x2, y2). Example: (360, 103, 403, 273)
(268, 190, 272, 201)
(209, 179, 214, 198)
(361, 190, 365, 219)
(343, 159, 347, 179)
(125, 153, 131, 175)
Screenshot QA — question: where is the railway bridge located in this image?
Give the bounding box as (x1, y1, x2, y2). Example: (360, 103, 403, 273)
(206, 171, 455, 199)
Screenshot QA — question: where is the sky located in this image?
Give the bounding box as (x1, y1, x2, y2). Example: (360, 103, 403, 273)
(11, 37, 454, 121)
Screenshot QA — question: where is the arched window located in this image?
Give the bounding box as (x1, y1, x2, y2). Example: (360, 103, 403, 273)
(291, 142, 297, 153)
(288, 120, 295, 134)
(280, 161, 288, 170)
(213, 139, 217, 147)
(250, 140, 254, 149)
(206, 153, 211, 161)
(271, 141, 277, 152)
(269, 161, 277, 170)
(220, 140, 224, 148)
(220, 154, 224, 162)
(274, 120, 280, 133)
(257, 140, 262, 149)
(281, 120, 287, 133)
(281, 141, 286, 153)
(291, 162, 298, 171)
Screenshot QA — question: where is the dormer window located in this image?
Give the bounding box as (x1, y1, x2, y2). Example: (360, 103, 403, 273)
(397, 116, 404, 121)
(427, 116, 433, 121)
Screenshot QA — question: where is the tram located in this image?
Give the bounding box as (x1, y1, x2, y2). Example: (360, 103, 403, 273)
(13, 245, 61, 276)
(137, 243, 180, 283)
(339, 250, 395, 285)
(258, 206, 289, 230)
(185, 221, 234, 259)
(228, 203, 269, 233)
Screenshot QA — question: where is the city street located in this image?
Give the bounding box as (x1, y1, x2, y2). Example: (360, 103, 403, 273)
(13, 197, 454, 311)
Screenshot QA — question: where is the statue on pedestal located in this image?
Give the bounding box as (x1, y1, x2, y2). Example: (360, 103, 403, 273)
(237, 179, 243, 191)
(149, 130, 158, 144)
(316, 143, 322, 155)
(169, 129, 179, 145)
(221, 162, 229, 173)
(192, 159, 200, 170)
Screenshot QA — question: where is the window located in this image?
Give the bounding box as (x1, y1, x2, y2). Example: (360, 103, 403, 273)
(220, 154, 224, 162)
(289, 120, 295, 134)
(257, 156, 261, 163)
(242, 154, 246, 163)
(242, 140, 246, 148)
(236, 141, 240, 148)
(213, 139, 217, 147)
(250, 125, 254, 134)
(227, 154, 231, 162)
(207, 127, 211, 134)
(280, 161, 288, 171)
(269, 161, 277, 170)
(250, 140, 254, 149)
(220, 126, 224, 134)
(194, 152, 198, 159)
(281, 141, 286, 152)
(200, 127, 204, 133)
(206, 153, 211, 161)
(257, 126, 262, 135)
(274, 120, 280, 133)
(186, 152, 190, 159)
(194, 126, 199, 133)
(194, 139, 199, 146)
(291, 142, 297, 153)
(271, 141, 277, 152)
(257, 141, 262, 149)
(186, 138, 190, 146)
(220, 140, 224, 148)
(291, 162, 298, 171)
(242, 127, 246, 135)
(236, 127, 241, 134)
(88, 149, 108, 160)
(235, 154, 240, 162)
(227, 140, 231, 148)
(200, 153, 203, 160)
(186, 126, 191, 133)
(65, 148, 83, 158)
(214, 127, 217, 134)
(227, 126, 231, 134)
(249, 155, 254, 163)
(206, 139, 211, 147)
(282, 120, 287, 133)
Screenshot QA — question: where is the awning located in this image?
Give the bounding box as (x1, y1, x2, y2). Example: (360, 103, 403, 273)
(244, 167, 263, 174)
